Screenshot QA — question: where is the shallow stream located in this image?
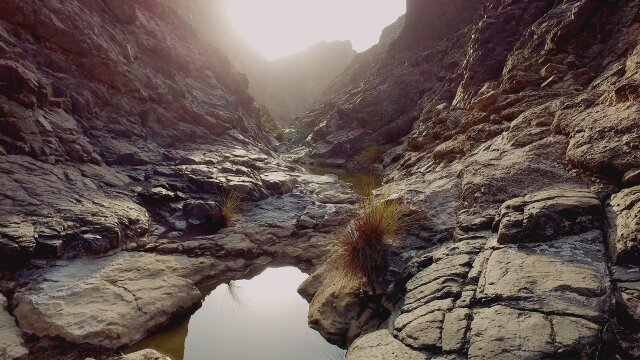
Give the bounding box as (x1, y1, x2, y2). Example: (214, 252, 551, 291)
(127, 267, 344, 360)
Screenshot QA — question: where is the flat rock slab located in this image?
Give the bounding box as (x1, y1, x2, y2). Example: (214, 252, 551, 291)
(0, 294, 28, 360)
(477, 230, 611, 322)
(468, 305, 600, 360)
(346, 329, 428, 360)
(13, 252, 219, 348)
(495, 188, 602, 244)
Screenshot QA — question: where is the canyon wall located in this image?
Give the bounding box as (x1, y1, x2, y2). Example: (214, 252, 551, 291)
(0, 0, 271, 264)
(299, 0, 640, 358)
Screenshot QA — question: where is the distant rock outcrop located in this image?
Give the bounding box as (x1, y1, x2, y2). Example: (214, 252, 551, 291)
(162, 0, 356, 126)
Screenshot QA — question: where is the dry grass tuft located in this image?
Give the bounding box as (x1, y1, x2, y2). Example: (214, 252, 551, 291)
(334, 191, 406, 286)
(220, 187, 244, 227)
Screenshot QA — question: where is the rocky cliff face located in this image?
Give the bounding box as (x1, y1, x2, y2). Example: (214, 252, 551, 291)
(299, 0, 640, 358)
(162, 0, 356, 126)
(0, 1, 365, 358)
(0, 0, 270, 264)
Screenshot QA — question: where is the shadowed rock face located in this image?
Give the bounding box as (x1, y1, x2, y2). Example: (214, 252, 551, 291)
(0, 0, 273, 263)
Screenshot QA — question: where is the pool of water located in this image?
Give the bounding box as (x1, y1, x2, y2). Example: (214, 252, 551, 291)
(127, 267, 345, 360)
(302, 164, 381, 194)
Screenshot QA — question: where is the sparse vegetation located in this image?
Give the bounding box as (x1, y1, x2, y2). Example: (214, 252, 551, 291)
(359, 144, 386, 166)
(274, 128, 286, 142)
(334, 190, 406, 287)
(290, 121, 312, 145)
(259, 107, 278, 133)
(220, 187, 244, 227)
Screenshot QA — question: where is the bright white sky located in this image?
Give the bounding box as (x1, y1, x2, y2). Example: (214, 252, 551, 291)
(223, 0, 406, 60)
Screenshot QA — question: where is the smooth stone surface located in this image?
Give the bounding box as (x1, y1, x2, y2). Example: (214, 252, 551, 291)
(13, 252, 220, 348)
(468, 305, 600, 360)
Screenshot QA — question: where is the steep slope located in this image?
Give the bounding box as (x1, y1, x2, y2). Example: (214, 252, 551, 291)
(0, 0, 271, 266)
(161, 0, 356, 126)
(0, 1, 362, 358)
(299, 0, 640, 358)
(294, 0, 478, 165)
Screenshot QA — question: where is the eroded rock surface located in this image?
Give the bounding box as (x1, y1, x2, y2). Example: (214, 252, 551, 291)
(297, 0, 639, 357)
(13, 253, 217, 348)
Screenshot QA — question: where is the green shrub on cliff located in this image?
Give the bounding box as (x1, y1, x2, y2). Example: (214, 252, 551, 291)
(259, 107, 278, 133)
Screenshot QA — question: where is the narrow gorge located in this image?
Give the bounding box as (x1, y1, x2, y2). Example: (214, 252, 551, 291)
(0, 1, 639, 360)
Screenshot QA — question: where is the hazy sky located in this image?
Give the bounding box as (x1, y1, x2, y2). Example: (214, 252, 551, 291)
(223, 0, 406, 60)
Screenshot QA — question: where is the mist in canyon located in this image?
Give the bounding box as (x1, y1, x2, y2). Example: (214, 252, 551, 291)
(0, 1, 639, 360)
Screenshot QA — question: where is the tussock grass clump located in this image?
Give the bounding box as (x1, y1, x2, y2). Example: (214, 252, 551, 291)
(220, 187, 244, 227)
(335, 191, 405, 286)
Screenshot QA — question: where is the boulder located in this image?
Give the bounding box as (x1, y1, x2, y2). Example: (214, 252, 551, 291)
(298, 263, 383, 347)
(468, 305, 600, 360)
(477, 230, 611, 322)
(495, 189, 602, 244)
(260, 171, 298, 195)
(182, 200, 223, 228)
(469, 91, 500, 111)
(12, 252, 216, 348)
(393, 239, 485, 351)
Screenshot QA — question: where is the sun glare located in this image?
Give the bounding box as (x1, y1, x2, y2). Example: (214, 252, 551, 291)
(223, 0, 406, 60)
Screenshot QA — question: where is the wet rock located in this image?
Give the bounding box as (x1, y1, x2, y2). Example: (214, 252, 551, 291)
(607, 186, 640, 265)
(346, 329, 428, 360)
(12, 252, 219, 348)
(0, 294, 28, 360)
(495, 189, 602, 244)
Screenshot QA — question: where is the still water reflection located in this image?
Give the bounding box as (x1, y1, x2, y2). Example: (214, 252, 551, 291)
(127, 267, 344, 360)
